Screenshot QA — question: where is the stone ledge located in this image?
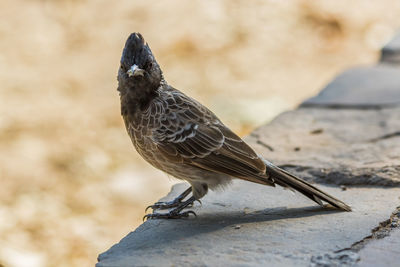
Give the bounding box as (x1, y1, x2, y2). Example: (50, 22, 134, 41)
(248, 107, 400, 186)
(301, 65, 400, 108)
(381, 32, 400, 65)
(97, 91, 400, 267)
(97, 183, 400, 267)
(97, 104, 400, 266)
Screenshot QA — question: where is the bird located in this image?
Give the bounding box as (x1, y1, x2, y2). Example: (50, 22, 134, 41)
(117, 32, 351, 220)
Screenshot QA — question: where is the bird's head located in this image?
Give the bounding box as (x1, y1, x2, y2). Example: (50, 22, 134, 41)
(117, 33, 163, 96)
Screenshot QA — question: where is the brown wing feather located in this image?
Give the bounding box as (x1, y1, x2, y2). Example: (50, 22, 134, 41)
(217, 125, 266, 172)
(151, 88, 272, 185)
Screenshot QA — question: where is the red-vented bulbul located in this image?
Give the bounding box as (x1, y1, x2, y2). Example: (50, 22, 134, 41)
(117, 33, 351, 219)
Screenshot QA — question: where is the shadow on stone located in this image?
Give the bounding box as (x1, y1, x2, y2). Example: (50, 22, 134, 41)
(131, 206, 341, 249)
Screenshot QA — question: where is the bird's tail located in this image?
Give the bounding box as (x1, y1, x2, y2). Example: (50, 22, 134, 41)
(264, 161, 351, 211)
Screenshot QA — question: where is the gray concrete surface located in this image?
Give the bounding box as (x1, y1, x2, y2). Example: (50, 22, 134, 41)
(357, 228, 400, 266)
(248, 106, 400, 186)
(97, 183, 400, 267)
(301, 65, 400, 108)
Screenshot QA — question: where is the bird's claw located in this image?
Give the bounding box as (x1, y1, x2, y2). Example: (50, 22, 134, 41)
(143, 210, 197, 221)
(145, 203, 165, 212)
(145, 205, 152, 213)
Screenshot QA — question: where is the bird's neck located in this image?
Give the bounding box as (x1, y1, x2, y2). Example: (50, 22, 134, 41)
(120, 83, 163, 117)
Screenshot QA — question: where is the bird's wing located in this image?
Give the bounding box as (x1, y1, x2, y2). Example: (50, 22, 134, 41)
(150, 89, 273, 185)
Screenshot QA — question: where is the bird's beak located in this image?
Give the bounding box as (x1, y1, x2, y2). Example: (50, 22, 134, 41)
(127, 64, 145, 77)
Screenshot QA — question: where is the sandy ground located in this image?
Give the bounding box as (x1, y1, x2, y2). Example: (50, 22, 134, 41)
(1, 0, 399, 266)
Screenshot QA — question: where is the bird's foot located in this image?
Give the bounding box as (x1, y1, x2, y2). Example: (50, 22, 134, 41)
(144, 196, 198, 220)
(145, 186, 193, 212)
(143, 210, 196, 220)
(146, 199, 201, 212)
(145, 199, 183, 212)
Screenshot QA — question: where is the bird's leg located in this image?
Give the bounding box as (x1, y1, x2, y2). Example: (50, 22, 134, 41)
(144, 196, 197, 220)
(145, 187, 192, 211)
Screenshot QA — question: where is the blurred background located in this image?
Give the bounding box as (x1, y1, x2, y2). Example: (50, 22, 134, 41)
(1, 0, 400, 266)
